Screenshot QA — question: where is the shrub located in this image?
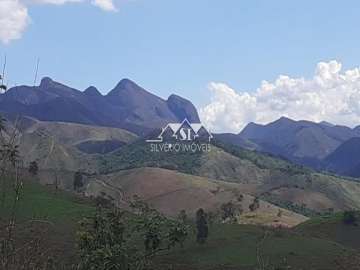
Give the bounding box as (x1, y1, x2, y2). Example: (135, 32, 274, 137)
(249, 197, 260, 212)
(343, 211, 357, 225)
(28, 161, 39, 176)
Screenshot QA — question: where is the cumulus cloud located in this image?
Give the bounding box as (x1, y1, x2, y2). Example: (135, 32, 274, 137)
(91, 0, 117, 11)
(200, 61, 360, 133)
(0, 0, 117, 43)
(0, 0, 30, 44)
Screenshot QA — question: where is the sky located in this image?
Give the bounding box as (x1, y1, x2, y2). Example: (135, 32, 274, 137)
(1, 0, 360, 133)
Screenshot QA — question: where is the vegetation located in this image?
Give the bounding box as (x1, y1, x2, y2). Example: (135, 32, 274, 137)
(343, 211, 357, 225)
(195, 208, 208, 244)
(76, 200, 188, 270)
(98, 140, 204, 175)
(0, 75, 6, 91)
(177, 209, 187, 224)
(99, 138, 312, 178)
(73, 171, 84, 191)
(0, 115, 54, 269)
(221, 201, 241, 223)
(249, 197, 260, 212)
(28, 160, 39, 176)
(260, 193, 321, 217)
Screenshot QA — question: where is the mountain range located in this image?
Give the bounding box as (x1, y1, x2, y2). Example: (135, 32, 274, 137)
(0, 77, 200, 135)
(2, 77, 360, 178)
(4, 77, 360, 227)
(218, 117, 360, 177)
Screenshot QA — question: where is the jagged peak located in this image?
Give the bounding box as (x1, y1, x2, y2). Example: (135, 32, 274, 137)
(115, 78, 139, 90)
(106, 78, 154, 99)
(84, 86, 102, 96)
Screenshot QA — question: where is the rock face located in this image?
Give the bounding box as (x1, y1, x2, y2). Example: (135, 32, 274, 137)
(167, 94, 200, 123)
(0, 77, 200, 135)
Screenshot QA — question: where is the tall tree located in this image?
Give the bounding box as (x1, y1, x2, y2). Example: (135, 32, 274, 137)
(73, 171, 83, 191)
(28, 161, 39, 176)
(195, 208, 208, 244)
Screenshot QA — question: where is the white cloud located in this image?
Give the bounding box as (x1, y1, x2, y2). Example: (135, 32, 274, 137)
(91, 0, 117, 11)
(0, 0, 30, 44)
(30, 0, 83, 4)
(0, 0, 118, 43)
(200, 60, 360, 133)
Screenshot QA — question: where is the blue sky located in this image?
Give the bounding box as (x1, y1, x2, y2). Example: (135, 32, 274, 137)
(1, 0, 360, 132)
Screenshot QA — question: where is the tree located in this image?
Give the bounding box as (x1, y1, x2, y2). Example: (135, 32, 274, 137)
(221, 201, 238, 223)
(178, 209, 187, 224)
(73, 171, 83, 191)
(0, 114, 56, 269)
(207, 211, 218, 226)
(53, 169, 59, 191)
(0, 75, 6, 92)
(195, 208, 208, 244)
(237, 193, 244, 202)
(249, 197, 260, 212)
(343, 211, 357, 225)
(77, 200, 188, 270)
(28, 161, 39, 176)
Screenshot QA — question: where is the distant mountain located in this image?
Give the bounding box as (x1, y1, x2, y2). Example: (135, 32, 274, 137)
(230, 117, 360, 168)
(323, 137, 360, 177)
(0, 77, 200, 135)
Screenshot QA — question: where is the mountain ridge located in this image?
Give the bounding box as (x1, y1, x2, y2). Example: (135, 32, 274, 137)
(0, 77, 200, 135)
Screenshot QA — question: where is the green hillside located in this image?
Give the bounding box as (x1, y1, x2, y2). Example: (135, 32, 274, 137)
(98, 139, 360, 214)
(0, 178, 94, 222)
(296, 212, 360, 250)
(159, 223, 358, 270)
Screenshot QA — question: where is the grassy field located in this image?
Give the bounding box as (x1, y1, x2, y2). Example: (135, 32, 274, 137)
(296, 212, 360, 250)
(0, 179, 94, 222)
(159, 223, 357, 270)
(0, 178, 96, 267)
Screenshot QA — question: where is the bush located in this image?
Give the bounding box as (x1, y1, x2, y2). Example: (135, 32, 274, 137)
(73, 171, 84, 191)
(343, 211, 357, 225)
(28, 161, 39, 176)
(249, 197, 260, 212)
